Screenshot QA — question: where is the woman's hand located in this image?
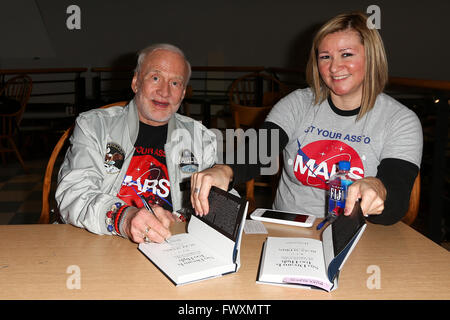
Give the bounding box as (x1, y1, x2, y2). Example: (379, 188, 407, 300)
(344, 177, 387, 217)
(190, 164, 234, 216)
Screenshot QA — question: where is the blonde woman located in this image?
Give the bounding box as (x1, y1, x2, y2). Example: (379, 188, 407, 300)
(191, 11, 422, 225)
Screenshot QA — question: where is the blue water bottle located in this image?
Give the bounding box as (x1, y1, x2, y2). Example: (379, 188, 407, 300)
(317, 160, 355, 230)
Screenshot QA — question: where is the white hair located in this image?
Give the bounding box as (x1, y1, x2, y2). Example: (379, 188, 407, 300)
(135, 43, 192, 84)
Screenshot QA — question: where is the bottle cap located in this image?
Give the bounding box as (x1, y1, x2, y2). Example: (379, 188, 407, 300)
(339, 160, 350, 171)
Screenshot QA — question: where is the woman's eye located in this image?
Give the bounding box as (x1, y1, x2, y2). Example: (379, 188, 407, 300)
(319, 55, 329, 60)
(342, 52, 353, 57)
(152, 75, 159, 81)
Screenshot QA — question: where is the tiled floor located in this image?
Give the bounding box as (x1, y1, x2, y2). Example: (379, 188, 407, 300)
(1, 155, 448, 252)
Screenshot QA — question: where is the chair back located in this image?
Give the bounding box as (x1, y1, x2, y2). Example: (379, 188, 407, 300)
(402, 172, 421, 225)
(0, 75, 33, 171)
(230, 104, 272, 129)
(39, 101, 128, 224)
(0, 75, 33, 124)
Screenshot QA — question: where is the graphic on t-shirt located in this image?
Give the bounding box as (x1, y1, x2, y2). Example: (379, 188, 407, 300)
(293, 139, 364, 190)
(118, 154, 172, 209)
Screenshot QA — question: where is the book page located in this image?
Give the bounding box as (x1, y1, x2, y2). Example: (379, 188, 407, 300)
(139, 187, 247, 285)
(188, 215, 235, 263)
(139, 233, 236, 284)
(259, 237, 332, 291)
(322, 224, 335, 274)
(187, 186, 247, 263)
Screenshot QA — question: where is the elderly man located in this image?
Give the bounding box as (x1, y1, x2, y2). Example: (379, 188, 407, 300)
(56, 44, 218, 243)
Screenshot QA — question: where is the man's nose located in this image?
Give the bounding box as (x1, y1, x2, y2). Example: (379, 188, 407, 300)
(157, 81, 170, 97)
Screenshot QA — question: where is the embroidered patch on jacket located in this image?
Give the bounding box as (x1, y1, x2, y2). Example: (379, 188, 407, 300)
(104, 142, 125, 174)
(179, 149, 199, 173)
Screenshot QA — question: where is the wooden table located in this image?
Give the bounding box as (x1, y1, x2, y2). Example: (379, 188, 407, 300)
(0, 221, 449, 300)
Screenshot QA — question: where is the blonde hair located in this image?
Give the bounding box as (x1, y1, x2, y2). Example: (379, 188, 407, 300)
(306, 11, 388, 119)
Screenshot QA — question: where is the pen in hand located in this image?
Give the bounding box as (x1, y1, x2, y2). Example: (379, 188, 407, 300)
(128, 184, 171, 243)
(138, 194, 170, 243)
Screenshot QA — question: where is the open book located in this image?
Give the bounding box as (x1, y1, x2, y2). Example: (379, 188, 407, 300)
(139, 186, 248, 286)
(257, 203, 366, 292)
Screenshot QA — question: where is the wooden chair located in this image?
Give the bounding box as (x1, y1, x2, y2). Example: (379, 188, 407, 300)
(228, 73, 288, 212)
(39, 101, 128, 224)
(0, 75, 33, 172)
(402, 172, 421, 225)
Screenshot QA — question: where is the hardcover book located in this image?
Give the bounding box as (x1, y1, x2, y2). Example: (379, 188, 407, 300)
(139, 186, 248, 285)
(257, 203, 366, 292)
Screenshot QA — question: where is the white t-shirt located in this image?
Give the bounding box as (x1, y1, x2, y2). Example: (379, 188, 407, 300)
(265, 88, 423, 217)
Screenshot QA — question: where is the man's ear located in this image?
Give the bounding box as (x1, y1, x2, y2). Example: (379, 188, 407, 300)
(131, 74, 138, 93)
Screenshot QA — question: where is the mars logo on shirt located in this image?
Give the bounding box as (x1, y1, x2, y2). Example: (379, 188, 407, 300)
(292, 139, 364, 190)
(118, 155, 171, 209)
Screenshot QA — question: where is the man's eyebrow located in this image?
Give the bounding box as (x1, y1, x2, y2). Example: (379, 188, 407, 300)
(172, 75, 185, 81)
(146, 68, 161, 74)
(141, 69, 160, 77)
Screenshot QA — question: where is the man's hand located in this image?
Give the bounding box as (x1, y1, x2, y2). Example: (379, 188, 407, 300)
(122, 205, 175, 243)
(344, 177, 387, 217)
(190, 164, 233, 216)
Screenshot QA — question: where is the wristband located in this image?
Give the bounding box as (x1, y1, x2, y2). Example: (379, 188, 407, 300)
(105, 202, 123, 234)
(118, 206, 132, 238)
(113, 205, 129, 234)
